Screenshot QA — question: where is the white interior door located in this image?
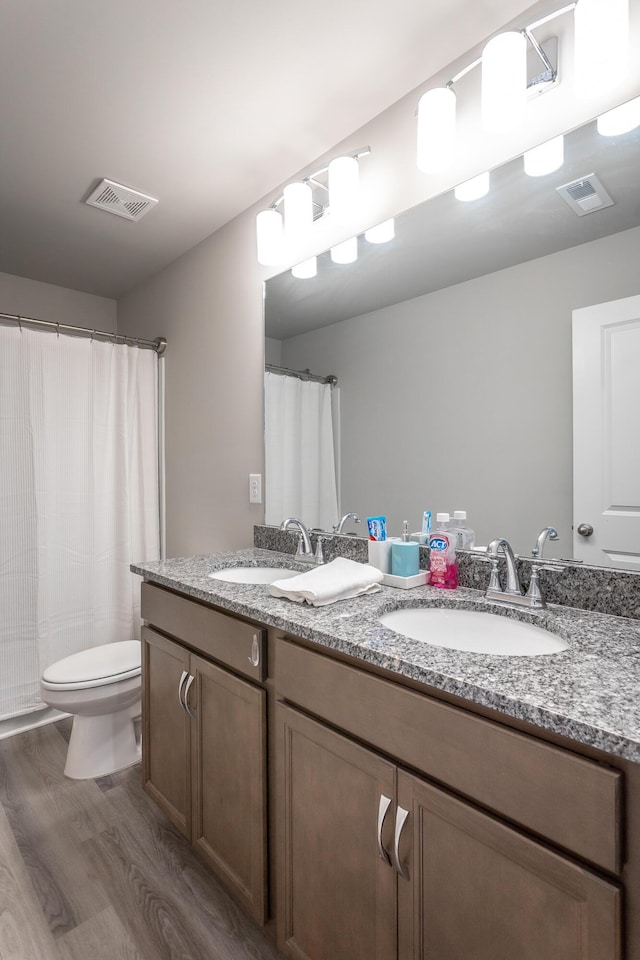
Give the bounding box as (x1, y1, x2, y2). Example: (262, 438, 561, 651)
(573, 294, 640, 568)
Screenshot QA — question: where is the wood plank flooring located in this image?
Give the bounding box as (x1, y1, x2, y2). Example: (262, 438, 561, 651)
(0, 720, 284, 960)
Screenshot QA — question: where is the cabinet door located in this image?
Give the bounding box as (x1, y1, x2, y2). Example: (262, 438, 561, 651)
(190, 654, 268, 925)
(277, 703, 397, 960)
(141, 626, 191, 837)
(397, 770, 621, 960)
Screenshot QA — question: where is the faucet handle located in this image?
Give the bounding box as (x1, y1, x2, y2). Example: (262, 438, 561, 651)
(525, 566, 545, 607)
(314, 536, 326, 565)
(294, 533, 308, 559)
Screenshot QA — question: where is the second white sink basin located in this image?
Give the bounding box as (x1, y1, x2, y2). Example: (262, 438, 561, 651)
(209, 566, 298, 584)
(379, 606, 568, 656)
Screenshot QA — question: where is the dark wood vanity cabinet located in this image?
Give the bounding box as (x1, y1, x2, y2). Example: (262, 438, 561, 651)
(138, 579, 638, 959)
(276, 636, 624, 960)
(140, 584, 268, 924)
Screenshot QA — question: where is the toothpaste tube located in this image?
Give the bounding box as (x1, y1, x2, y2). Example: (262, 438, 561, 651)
(366, 515, 387, 541)
(422, 510, 432, 537)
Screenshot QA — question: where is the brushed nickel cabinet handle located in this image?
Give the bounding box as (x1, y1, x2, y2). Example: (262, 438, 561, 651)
(183, 674, 197, 718)
(393, 805, 410, 881)
(178, 670, 189, 712)
(377, 794, 392, 866)
(248, 634, 260, 668)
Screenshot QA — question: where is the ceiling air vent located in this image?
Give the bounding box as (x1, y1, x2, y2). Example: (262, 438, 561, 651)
(556, 174, 614, 217)
(84, 179, 158, 222)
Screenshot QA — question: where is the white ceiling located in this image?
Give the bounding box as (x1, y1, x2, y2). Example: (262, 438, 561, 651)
(0, 0, 532, 300)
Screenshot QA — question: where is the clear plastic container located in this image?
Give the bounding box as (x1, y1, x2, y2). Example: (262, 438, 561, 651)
(451, 510, 475, 550)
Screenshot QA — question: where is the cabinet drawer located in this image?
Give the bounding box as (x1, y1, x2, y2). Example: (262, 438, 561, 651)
(275, 637, 622, 874)
(141, 582, 265, 682)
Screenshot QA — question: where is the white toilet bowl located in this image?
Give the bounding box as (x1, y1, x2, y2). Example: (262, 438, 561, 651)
(40, 640, 142, 780)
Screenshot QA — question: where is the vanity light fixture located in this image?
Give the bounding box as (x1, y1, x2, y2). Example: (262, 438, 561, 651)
(256, 209, 285, 266)
(481, 31, 528, 133)
(255, 147, 370, 267)
(454, 171, 490, 201)
(416, 86, 457, 173)
(364, 219, 395, 244)
(596, 94, 640, 136)
(416, 1, 631, 174)
(574, 0, 629, 98)
(524, 134, 565, 176)
(283, 182, 314, 245)
(330, 236, 358, 264)
(291, 257, 318, 279)
(328, 156, 360, 221)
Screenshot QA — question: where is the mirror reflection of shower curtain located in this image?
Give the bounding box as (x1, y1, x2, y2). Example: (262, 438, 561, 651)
(0, 325, 160, 721)
(264, 372, 339, 532)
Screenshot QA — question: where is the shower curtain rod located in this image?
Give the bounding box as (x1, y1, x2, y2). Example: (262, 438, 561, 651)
(0, 311, 167, 354)
(265, 362, 337, 386)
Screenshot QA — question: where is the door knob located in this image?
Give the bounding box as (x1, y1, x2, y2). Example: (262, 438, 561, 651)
(577, 523, 594, 537)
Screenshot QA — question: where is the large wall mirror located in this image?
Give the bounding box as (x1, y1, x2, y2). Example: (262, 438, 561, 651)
(264, 100, 640, 570)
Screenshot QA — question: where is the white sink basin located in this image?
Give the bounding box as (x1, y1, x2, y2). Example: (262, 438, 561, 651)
(379, 607, 568, 657)
(208, 566, 298, 585)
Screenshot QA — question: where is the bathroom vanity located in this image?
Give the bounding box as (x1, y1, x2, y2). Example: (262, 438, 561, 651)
(132, 548, 640, 960)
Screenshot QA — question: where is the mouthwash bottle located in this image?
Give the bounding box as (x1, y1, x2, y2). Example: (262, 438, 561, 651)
(428, 512, 458, 589)
(451, 510, 475, 550)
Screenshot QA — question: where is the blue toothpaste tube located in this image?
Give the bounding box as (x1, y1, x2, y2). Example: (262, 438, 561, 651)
(367, 515, 387, 541)
(422, 510, 432, 537)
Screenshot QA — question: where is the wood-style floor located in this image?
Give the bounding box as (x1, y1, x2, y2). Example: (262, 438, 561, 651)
(0, 719, 284, 960)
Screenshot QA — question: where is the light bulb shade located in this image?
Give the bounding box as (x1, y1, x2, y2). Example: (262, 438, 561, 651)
(284, 181, 313, 241)
(597, 95, 640, 136)
(574, 0, 629, 98)
(291, 257, 317, 279)
(256, 209, 284, 266)
(454, 171, 490, 202)
(524, 135, 565, 176)
(417, 87, 456, 173)
(481, 31, 527, 133)
(364, 219, 395, 244)
(328, 156, 359, 220)
(330, 237, 358, 264)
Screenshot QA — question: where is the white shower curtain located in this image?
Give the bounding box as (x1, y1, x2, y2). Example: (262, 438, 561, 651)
(264, 372, 339, 532)
(0, 326, 160, 720)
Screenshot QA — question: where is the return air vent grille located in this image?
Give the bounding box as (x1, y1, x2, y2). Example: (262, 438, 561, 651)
(85, 179, 158, 222)
(556, 174, 614, 217)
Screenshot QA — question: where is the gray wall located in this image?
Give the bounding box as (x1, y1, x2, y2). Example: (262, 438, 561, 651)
(280, 226, 640, 553)
(0, 272, 116, 331)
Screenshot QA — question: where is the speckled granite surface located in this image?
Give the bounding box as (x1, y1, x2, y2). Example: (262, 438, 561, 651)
(131, 547, 640, 764)
(255, 525, 640, 620)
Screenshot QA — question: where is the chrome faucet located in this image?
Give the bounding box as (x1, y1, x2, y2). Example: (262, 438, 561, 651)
(333, 512, 361, 535)
(531, 526, 559, 559)
(279, 518, 315, 560)
(486, 538, 523, 600)
(474, 537, 562, 609)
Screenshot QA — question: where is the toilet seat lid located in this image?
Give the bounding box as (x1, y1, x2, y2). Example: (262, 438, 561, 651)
(42, 640, 141, 687)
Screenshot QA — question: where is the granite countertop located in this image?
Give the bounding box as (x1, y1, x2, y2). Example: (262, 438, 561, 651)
(131, 548, 640, 764)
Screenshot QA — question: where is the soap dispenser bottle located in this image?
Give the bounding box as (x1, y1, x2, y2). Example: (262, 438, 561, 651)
(428, 512, 458, 589)
(391, 521, 420, 577)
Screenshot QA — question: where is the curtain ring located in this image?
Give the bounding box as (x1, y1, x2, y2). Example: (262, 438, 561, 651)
(91, 329, 96, 341)
(17, 316, 22, 331)
(56, 322, 60, 338)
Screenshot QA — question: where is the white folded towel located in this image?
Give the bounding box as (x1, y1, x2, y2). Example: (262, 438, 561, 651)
(269, 557, 384, 607)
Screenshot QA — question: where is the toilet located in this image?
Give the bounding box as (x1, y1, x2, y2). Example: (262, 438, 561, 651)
(40, 640, 142, 780)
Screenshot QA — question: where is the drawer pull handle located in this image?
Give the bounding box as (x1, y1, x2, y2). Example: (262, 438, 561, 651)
(248, 635, 261, 668)
(393, 805, 410, 881)
(178, 670, 189, 713)
(377, 794, 392, 866)
(183, 674, 197, 719)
